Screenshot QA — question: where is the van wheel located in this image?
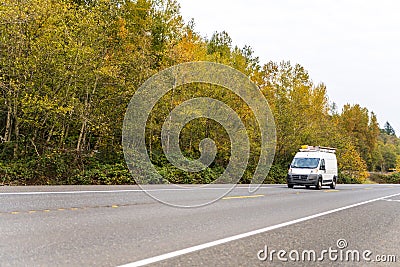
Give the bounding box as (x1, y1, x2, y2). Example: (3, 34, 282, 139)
(288, 184, 294, 189)
(330, 177, 337, 189)
(315, 178, 322, 190)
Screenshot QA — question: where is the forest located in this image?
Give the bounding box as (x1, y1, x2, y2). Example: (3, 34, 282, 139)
(1, 0, 400, 185)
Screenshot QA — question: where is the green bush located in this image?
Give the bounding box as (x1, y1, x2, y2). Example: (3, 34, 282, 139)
(387, 173, 400, 183)
(264, 164, 287, 184)
(337, 170, 364, 184)
(0, 152, 134, 185)
(369, 172, 400, 184)
(71, 163, 133, 185)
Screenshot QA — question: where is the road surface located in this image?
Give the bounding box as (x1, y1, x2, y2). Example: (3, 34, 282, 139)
(1, 184, 399, 266)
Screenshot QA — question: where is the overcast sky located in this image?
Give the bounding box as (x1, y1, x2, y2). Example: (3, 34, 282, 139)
(178, 0, 400, 133)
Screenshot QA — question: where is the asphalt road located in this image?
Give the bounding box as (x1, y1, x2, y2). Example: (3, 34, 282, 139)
(0, 184, 399, 266)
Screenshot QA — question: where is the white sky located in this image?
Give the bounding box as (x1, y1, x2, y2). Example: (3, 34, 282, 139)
(178, 0, 400, 133)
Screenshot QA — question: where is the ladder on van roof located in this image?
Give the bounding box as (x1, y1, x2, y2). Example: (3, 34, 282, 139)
(299, 145, 336, 154)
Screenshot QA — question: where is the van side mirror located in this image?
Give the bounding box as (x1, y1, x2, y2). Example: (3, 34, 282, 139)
(320, 165, 326, 171)
(288, 163, 291, 169)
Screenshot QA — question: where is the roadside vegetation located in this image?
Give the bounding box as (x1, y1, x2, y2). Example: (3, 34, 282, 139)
(1, 0, 399, 185)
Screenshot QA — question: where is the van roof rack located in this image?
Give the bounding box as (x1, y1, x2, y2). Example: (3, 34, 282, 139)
(300, 145, 336, 154)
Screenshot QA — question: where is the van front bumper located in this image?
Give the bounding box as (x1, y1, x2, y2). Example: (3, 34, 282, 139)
(287, 174, 319, 185)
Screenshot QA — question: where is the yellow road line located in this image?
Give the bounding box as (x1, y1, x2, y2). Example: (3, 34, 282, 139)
(222, 194, 264, 200)
(4, 203, 129, 216)
(324, 190, 339, 193)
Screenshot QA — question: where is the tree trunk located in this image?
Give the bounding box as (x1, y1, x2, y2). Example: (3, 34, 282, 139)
(13, 103, 19, 158)
(61, 124, 69, 150)
(4, 102, 12, 142)
(77, 76, 98, 152)
(77, 119, 86, 152)
(165, 78, 176, 154)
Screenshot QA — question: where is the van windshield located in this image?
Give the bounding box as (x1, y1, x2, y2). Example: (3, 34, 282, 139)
(291, 158, 320, 169)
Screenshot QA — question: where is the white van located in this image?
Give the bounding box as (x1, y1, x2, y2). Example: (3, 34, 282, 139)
(287, 146, 338, 190)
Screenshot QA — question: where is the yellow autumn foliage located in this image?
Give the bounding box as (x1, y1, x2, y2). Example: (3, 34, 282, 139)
(338, 143, 369, 183)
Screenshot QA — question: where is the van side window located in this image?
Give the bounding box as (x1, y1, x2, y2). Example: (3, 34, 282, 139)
(320, 159, 326, 170)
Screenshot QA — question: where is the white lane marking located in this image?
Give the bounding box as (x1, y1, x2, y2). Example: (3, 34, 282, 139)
(119, 192, 400, 267)
(1, 185, 397, 196)
(0, 186, 279, 196)
(383, 199, 400, 202)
